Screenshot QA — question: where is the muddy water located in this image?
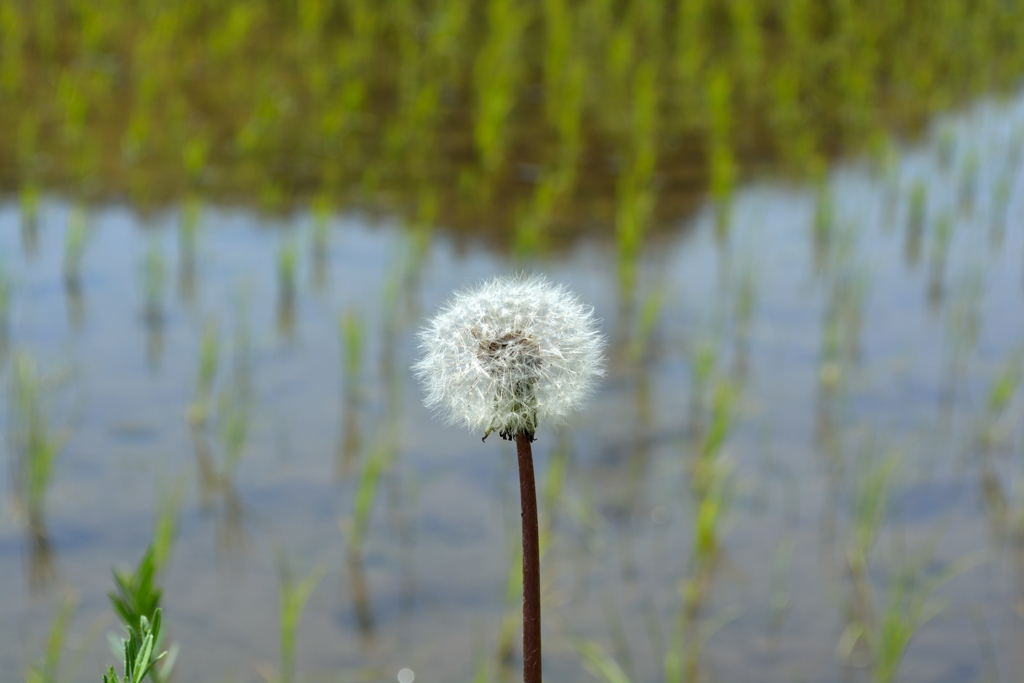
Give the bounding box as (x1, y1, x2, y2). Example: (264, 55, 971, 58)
(1, 91, 1024, 683)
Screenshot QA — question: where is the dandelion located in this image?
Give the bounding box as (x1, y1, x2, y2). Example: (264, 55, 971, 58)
(414, 274, 605, 683)
(414, 274, 605, 440)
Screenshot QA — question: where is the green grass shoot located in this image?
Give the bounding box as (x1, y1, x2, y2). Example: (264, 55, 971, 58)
(9, 353, 61, 525)
(275, 554, 326, 683)
(63, 206, 88, 285)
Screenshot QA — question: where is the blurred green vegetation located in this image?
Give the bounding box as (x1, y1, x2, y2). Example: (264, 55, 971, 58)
(2, 0, 1023, 243)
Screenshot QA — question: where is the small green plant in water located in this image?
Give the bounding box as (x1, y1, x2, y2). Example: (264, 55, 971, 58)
(340, 309, 364, 396)
(9, 354, 61, 529)
(188, 320, 220, 423)
(277, 239, 298, 303)
(0, 260, 11, 356)
(141, 239, 166, 326)
(905, 181, 927, 266)
(627, 286, 665, 364)
(275, 553, 325, 683)
(24, 594, 77, 683)
(63, 206, 88, 286)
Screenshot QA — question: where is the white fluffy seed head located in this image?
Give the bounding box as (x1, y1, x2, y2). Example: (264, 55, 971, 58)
(413, 274, 606, 438)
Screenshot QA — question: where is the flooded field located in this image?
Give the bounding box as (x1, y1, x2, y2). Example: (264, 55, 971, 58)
(4, 1, 1024, 682)
(1, 88, 1023, 682)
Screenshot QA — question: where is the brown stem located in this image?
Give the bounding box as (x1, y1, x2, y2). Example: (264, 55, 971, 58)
(516, 432, 542, 683)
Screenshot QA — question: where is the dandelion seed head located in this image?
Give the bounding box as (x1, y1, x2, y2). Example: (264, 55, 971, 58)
(413, 274, 605, 438)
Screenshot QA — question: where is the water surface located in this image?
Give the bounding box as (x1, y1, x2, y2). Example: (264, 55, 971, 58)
(1, 91, 1024, 683)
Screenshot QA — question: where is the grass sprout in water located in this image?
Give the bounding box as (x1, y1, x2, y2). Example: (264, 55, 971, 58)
(23, 593, 77, 683)
(63, 206, 88, 288)
(141, 239, 166, 327)
(273, 552, 325, 683)
(0, 260, 11, 359)
(415, 274, 605, 683)
(8, 355, 62, 542)
(277, 239, 298, 337)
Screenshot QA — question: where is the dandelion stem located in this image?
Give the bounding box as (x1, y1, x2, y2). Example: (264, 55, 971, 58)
(516, 431, 542, 683)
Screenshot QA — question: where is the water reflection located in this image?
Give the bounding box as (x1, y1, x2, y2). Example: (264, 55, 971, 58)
(310, 209, 330, 294)
(20, 214, 38, 260)
(141, 239, 167, 372)
(24, 511, 58, 595)
(0, 90, 1022, 683)
(345, 547, 377, 645)
(177, 200, 200, 306)
(336, 391, 363, 484)
(7, 355, 63, 595)
(904, 182, 926, 267)
(63, 277, 84, 332)
(276, 240, 298, 341)
(0, 266, 10, 363)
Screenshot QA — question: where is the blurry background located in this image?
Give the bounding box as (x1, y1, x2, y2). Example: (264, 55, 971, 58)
(1, 1, 1024, 682)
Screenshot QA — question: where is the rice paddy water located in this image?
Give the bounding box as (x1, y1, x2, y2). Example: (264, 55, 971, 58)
(2, 1, 1024, 682)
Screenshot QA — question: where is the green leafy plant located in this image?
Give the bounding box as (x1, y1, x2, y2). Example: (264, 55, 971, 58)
(63, 206, 88, 286)
(275, 554, 325, 683)
(24, 594, 76, 683)
(9, 353, 62, 528)
(107, 547, 178, 683)
(109, 548, 162, 633)
(141, 239, 166, 326)
(102, 610, 167, 683)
